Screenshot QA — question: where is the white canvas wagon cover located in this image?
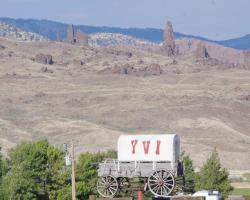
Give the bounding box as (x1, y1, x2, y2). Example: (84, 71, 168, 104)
(117, 134, 180, 162)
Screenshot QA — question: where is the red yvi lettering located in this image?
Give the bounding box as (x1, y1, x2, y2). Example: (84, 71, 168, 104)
(142, 141, 151, 154)
(156, 140, 161, 155)
(131, 140, 138, 154)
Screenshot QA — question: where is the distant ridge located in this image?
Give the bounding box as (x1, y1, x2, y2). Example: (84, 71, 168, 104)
(219, 34, 250, 50)
(0, 17, 249, 50)
(0, 17, 211, 42)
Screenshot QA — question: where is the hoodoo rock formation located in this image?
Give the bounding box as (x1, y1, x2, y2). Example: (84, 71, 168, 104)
(56, 32, 62, 42)
(76, 31, 89, 46)
(244, 51, 250, 67)
(35, 54, 53, 65)
(163, 21, 177, 56)
(67, 24, 75, 44)
(100, 63, 162, 76)
(194, 42, 210, 59)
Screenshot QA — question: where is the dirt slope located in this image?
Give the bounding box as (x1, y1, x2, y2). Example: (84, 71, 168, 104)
(0, 38, 250, 170)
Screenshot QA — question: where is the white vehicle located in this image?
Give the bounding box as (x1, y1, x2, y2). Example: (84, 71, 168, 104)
(96, 134, 184, 198)
(193, 190, 222, 200)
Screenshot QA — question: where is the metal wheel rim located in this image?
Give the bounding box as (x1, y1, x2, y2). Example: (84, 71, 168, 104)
(97, 175, 118, 197)
(148, 170, 175, 197)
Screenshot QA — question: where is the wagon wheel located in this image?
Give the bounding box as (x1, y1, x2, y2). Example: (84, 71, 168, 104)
(116, 177, 130, 195)
(97, 175, 119, 197)
(173, 176, 185, 194)
(117, 177, 129, 188)
(148, 169, 175, 197)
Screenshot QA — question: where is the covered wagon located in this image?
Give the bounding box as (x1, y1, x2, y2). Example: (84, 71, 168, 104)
(97, 134, 184, 197)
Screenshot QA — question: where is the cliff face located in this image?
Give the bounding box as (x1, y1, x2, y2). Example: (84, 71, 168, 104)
(0, 22, 48, 42)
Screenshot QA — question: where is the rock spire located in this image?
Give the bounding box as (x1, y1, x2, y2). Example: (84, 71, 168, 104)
(163, 21, 176, 56)
(76, 31, 89, 46)
(67, 24, 75, 44)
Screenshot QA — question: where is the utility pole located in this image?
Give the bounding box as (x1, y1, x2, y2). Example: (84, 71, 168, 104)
(71, 140, 76, 200)
(63, 141, 76, 200)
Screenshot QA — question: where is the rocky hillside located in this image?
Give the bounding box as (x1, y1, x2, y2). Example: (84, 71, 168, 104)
(0, 21, 250, 171)
(86, 31, 250, 67)
(0, 36, 250, 170)
(0, 22, 48, 42)
(89, 33, 157, 48)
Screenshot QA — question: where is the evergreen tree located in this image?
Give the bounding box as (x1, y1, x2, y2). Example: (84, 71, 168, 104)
(195, 149, 233, 197)
(0, 140, 117, 200)
(55, 150, 117, 200)
(0, 147, 9, 200)
(181, 152, 196, 193)
(1, 140, 66, 199)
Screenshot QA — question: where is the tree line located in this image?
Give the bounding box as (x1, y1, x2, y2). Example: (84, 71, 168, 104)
(0, 140, 233, 199)
(182, 150, 233, 195)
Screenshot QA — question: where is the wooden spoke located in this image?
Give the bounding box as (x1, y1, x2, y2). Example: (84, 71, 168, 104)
(97, 175, 118, 198)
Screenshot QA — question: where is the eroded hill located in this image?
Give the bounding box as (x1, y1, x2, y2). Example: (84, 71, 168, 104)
(0, 37, 250, 170)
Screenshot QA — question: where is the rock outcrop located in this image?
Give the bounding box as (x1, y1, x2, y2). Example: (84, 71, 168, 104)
(76, 31, 89, 46)
(104, 48, 133, 58)
(73, 59, 85, 66)
(56, 32, 62, 42)
(244, 51, 250, 67)
(163, 21, 177, 56)
(35, 54, 53, 65)
(193, 42, 220, 66)
(40, 66, 54, 73)
(99, 63, 162, 76)
(194, 42, 210, 59)
(143, 63, 162, 76)
(0, 44, 5, 50)
(67, 24, 75, 44)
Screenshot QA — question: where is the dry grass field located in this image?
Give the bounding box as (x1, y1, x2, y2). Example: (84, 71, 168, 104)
(0, 38, 250, 170)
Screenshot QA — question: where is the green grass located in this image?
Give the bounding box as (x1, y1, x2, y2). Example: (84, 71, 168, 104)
(230, 188, 250, 196)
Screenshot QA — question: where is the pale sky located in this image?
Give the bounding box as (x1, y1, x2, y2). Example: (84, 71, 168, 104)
(0, 0, 249, 40)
